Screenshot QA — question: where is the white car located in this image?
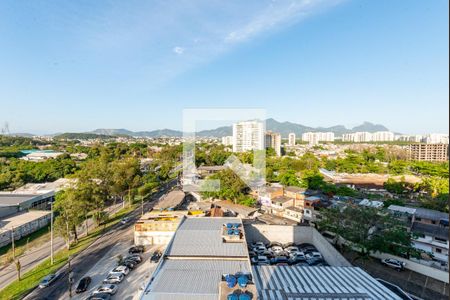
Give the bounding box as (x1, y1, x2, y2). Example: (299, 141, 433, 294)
(92, 284, 118, 295)
(109, 265, 130, 276)
(251, 242, 265, 248)
(121, 217, 130, 224)
(381, 258, 406, 271)
(290, 251, 306, 260)
(305, 251, 323, 260)
(270, 246, 284, 255)
(103, 273, 124, 284)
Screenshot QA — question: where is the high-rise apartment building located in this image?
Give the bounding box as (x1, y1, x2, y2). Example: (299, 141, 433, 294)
(288, 133, 296, 146)
(232, 121, 264, 153)
(265, 131, 281, 156)
(408, 143, 449, 161)
(221, 135, 233, 146)
(372, 131, 394, 142)
(302, 132, 334, 144)
(423, 133, 449, 144)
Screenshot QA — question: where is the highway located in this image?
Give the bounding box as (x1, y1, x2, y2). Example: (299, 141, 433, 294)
(24, 180, 177, 300)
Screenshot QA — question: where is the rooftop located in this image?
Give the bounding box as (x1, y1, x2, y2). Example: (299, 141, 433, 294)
(144, 259, 250, 300)
(215, 200, 257, 217)
(165, 217, 248, 258)
(414, 207, 449, 221)
(412, 222, 449, 240)
(154, 190, 186, 210)
(305, 196, 321, 202)
(253, 265, 402, 300)
(284, 186, 305, 193)
(285, 206, 303, 213)
(11, 178, 76, 194)
(0, 211, 51, 232)
(0, 193, 42, 207)
(271, 196, 294, 204)
(387, 205, 416, 215)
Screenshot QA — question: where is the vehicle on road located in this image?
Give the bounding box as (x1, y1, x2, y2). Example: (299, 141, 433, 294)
(109, 265, 130, 276)
(129, 245, 145, 254)
(92, 284, 118, 295)
(75, 276, 91, 293)
(120, 217, 130, 224)
(86, 293, 111, 300)
(250, 255, 270, 265)
(381, 258, 406, 271)
(103, 273, 124, 284)
(150, 251, 161, 263)
(38, 274, 58, 288)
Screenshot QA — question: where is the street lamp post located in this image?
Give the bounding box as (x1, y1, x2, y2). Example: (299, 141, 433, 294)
(49, 201, 54, 265)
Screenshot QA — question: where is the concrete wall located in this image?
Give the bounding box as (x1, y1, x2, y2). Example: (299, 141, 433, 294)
(371, 252, 449, 283)
(244, 224, 351, 267)
(134, 231, 175, 246)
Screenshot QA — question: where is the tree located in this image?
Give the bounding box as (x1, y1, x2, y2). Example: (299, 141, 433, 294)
(278, 170, 301, 187)
(318, 206, 413, 259)
(109, 157, 141, 206)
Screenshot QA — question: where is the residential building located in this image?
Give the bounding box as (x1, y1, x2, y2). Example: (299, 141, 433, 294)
(372, 131, 395, 142)
(265, 130, 281, 156)
(283, 186, 306, 201)
(408, 143, 449, 161)
(221, 135, 233, 146)
(283, 206, 303, 223)
(423, 133, 449, 144)
(256, 186, 284, 210)
(288, 132, 296, 146)
(342, 132, 373, 142)
(270, 196, 295, 216)
(133, 211, 187, 245)
(232, 121, 264, 153)
(388, 205, 449, 265)
(302, 132, 334, 144)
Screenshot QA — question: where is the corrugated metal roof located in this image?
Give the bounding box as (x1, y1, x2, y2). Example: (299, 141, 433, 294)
(166, 218, 248, 257)
(143, 259, 250, 300)
(253, 266, 402, 300)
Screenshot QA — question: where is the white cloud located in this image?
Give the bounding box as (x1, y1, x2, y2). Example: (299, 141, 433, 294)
(173, 46, 185, 55)
(71, 0, 344, 87)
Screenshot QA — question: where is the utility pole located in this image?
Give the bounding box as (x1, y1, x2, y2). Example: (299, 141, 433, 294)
(50, 201, 54, 265)
(11, 226, 15, 260)
(141, 196, 144, 216)
(68, 255, 73, 298)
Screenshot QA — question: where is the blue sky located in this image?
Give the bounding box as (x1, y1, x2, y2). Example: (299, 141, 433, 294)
(0, 0, 448, 134)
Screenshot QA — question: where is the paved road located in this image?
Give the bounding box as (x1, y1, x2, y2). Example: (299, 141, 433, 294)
(0, 204, 123, 291)
(24, 180, 176, 300)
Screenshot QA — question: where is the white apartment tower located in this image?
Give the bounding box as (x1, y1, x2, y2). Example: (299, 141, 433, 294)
(372, 131, 394, 142)
(232, 121, 264, 153)
(265, 131, 282, 156)
(288, 133, 296, 146)
(221, 136, 233, 146)
(302, 132, 335, 145)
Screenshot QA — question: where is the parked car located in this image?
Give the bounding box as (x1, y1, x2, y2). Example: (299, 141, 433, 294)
(270, 256, 290, 265)
(109, 265, 130, 276)
(305, 251, 323, 260)
(92, 284, 118, 295)
(251, 242, 266, 248)
(75, 276, 91, 293)
(268, 241, 282, 248)
(252, 246, 267, 254)
(127, 254, 142, 263)
(248, 251, 257, 257)
(121, 260, 136, 269)
(128, 245, 145, 254)
(250, 255, 270, 265)
(125, 256, 142, 264)
(39, 274, 58, 288)
(150, 251, 161, 263)
(298, 243, 317, 253)
(86, 293, 111, 300)
(270, 246, 284, 255)
(103, 273, 124, 284)
(289, 253, 306, 265)
(120, 217, 130, 224)
(381, 258, 406, 271)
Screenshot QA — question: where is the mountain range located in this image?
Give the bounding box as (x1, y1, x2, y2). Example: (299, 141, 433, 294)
(8, 119, 391, 139)
(88, 119, 390, 138)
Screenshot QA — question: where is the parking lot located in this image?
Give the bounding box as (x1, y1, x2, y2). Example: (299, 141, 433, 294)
(248, 241, 328, 267)
(71, 239, 163, 300)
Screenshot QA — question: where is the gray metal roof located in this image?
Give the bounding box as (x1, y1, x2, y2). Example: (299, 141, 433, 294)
(412, 222, 449, 240)
(0, 194, 40, 207)
(143, 259, 250, 300)
(154, 190, 186, 210)
(166, 217, 248, 257)
(253, 265, 402, 300)
(414, 207, 448, 221)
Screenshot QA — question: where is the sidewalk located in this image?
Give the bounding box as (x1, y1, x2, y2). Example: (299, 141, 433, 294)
(0, 203, 123, 291)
